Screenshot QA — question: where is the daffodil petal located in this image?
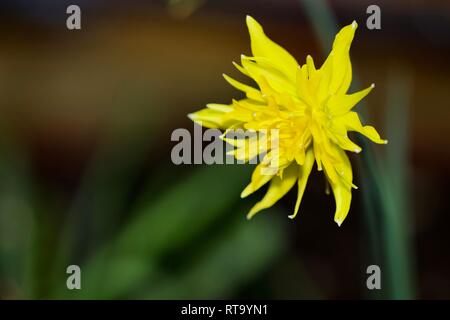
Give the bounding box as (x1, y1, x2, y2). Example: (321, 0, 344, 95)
(328, 120, 362, 153)
(241, 56, 297, 96)
(331, 180, 352, 226)
(327, 84, 374, 116)
(320, 21, 357, 96)
(232, 61, 249, 76)
(226, 136, 268, 163)
(188, 108, 237, 129)
(246, 163, 297, 219)
(223, 74, 264, 102)
(306, 55, 316, 75)
(330, 21, 357, 94)
(342, 112, 387, 144)
(334, 134, 362, 153)
(241, 163, 276, 198)
(325, 148, 353, 226)
(246, 15, 299, 82)
(338, 59, 352, 95)
(206, 103, 233, 113)
(297, 66, 314, 106)
(289, 147, 315, 219)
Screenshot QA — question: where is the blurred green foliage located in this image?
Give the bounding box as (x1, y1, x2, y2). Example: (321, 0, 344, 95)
(0, 140, 287, 299)
(54, 165, 286, 299)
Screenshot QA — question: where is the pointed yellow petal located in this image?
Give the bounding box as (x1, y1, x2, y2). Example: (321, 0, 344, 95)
(246, 163, 297, 219)
(334, 134, 362, 153)
(325, 148, 353, 226)
(317, 58, 332, 103)
(188, 108, 237, 129)
(329, 21, 357, 89)
(227, 135, 268, 163)
(241, 56, 297, 97)
(289, 147, 315, 219)
(296, 66, 314, 106)
(338, 59, 352, 95)
(328, 120, 362, 153)
(306, 55, 316, 75)
(206, 103, 233, 113)
(327, 84, 374, 116)
(241, 163, 276, 198)
(217, 101, 245, 123)
(222, 74, 264, 102)
(246, 15, 298, 82)
(333, 20, 358, 50)
(331, 180, 352, 226)
(342, 111, 387, 144)
(320, 21, 357, 96)
(232, 61, 249, 76)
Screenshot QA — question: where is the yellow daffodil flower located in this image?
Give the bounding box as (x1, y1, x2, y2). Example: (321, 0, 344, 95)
(188, 15, 387, 226)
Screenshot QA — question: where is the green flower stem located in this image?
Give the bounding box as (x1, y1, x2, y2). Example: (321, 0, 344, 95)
(381, 70, 415, 299)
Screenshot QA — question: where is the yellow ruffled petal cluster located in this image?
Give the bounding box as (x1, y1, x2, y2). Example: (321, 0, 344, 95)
(189, 16, 387, 226)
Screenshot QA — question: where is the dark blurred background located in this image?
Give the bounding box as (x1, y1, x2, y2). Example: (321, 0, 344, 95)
(0, 0, 449, 299)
